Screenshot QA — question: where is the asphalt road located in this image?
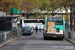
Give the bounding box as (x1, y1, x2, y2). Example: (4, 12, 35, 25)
(0, 30, 75, 50)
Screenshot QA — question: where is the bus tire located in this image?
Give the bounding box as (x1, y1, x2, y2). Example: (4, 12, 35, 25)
(44, 37, 47, 40)
(32, 32, 33, 34)
(61, 38, 63, 40)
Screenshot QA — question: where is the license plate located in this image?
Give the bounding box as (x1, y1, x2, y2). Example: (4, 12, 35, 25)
(24, 31, 27, 32)
(52, 36, 57, 37)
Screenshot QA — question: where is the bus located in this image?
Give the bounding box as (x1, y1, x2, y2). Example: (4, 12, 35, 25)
(43, 17, 65, 40)
(20, 19, 44, 29)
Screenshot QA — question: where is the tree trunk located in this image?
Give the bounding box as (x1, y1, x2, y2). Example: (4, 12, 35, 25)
(26, 11, 29, 19)
(26, 15, 29, 19)
(70, 6, 73, 30)
(73, 4, 75, 31)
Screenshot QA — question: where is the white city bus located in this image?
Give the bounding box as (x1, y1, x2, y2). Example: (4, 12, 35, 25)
(20, 19, 44, 29)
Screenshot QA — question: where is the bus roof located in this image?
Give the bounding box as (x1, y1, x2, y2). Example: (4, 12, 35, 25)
(47, 17, 63, 19)
(22, 19, 44, 20)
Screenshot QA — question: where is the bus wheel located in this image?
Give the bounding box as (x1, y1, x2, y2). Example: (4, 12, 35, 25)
(44, 37, 47, 40)
(32, 32, 33, 34)
(61, 38, 63, 40)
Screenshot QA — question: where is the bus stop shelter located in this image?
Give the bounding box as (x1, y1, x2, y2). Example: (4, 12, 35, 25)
(0, 15, 21, 44)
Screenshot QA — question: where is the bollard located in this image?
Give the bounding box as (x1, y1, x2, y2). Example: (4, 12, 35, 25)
(68, 32, 71, 39)
(0, 33, 3, 44)
(2, 33, 5, 42)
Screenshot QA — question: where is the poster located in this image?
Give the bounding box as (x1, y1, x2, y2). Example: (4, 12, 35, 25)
(47, 21, 55, 33)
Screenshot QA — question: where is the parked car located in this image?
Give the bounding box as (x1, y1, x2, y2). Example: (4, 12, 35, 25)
(26, 26, 33, 34)
(24, 26, 33, 34)
(21, 27, 33, 36)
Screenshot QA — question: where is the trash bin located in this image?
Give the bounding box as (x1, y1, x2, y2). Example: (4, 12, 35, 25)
(68, 32, 71, 39)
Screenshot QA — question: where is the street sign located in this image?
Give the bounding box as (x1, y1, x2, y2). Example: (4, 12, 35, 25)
(11, 8, 20, 14)
(17, 9, 20, 13)
(11, 8, 16, 13)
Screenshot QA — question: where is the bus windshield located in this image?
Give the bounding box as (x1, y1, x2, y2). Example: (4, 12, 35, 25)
(47, 18, 63, 25)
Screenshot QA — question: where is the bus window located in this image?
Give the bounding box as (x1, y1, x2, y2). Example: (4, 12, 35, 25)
(47, 18, 63, 25)
(55, 20, 63, 25)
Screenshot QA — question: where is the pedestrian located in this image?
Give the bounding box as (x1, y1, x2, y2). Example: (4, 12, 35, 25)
(35, 26, 38, 33)
(39, 27, 41, 32)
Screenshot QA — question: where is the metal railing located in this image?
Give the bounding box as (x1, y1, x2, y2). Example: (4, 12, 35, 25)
(0, 32, 10, 44)
(65, 24, 75, 40)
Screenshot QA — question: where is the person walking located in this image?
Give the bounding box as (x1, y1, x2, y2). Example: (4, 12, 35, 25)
(35, 26, 38, 33)
(39, 27, 41, 32)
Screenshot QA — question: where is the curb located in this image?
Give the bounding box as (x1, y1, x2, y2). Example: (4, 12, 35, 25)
(0, 39, 16, 48)
(0, 36, 25, 48)
(19, 36, 25, 40)
(64, 37, 75, 45)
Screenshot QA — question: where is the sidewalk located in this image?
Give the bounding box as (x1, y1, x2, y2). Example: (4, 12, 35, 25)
(65, 29, 75, 45)
(64, 37, 75, 45)
(0, 36, 25, 48)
